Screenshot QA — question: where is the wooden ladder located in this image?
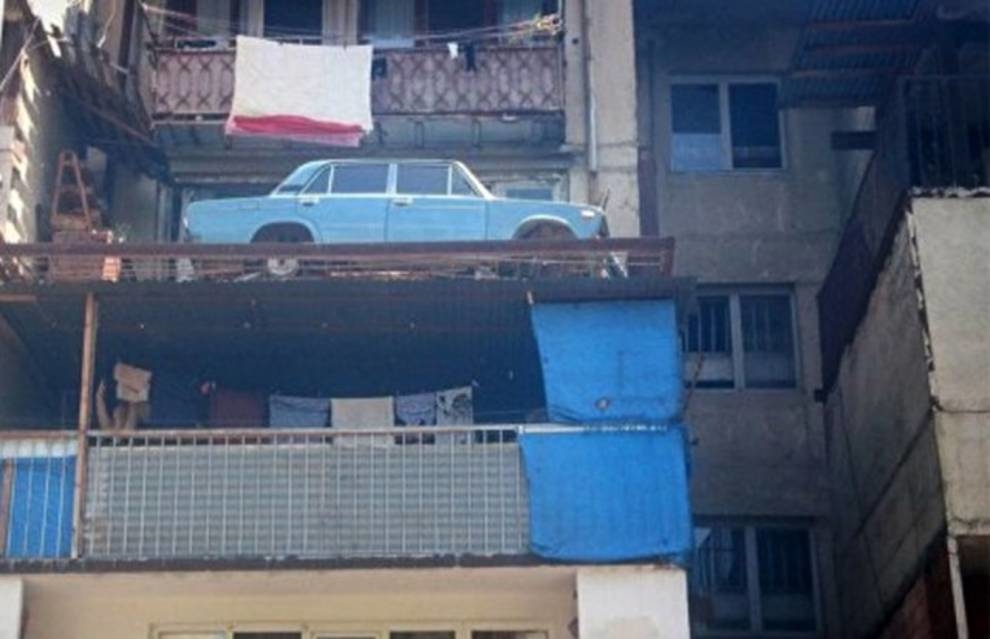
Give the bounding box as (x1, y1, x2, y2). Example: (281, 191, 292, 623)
(50, 150, 102, 232)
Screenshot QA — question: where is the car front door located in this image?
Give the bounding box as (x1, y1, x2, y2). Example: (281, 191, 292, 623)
(300, 163, 390, 243)
(385, 164, 487, 242)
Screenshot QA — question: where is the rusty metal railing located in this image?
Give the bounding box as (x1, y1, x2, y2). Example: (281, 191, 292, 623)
(0, 238, 675, 285)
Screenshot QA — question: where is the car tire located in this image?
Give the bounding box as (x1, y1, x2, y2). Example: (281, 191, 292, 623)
(513, 223, 577, 279)
(251, 225, 314, 279)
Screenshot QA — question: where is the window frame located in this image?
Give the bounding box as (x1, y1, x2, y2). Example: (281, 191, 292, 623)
(690, 520, 822, 637)
(668, 76, 786, 174)
(683, 287, 800, 390)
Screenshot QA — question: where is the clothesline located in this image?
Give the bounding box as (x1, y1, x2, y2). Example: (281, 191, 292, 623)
(140, 2, 561, 46)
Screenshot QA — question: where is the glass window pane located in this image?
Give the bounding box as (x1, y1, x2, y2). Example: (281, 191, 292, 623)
(302, 167, 332, 194)
(671, 84, 723, 171)
(474, 633, 549, 639)
(396, 164, 449, 195)
(363, 0, 416, 47)
(740, 294, 796, 388)
(331, 164, 390, 194)
(451, 169, 479, 196)
(729, 83, 782, 169)
(391, 634, 456, 639)
(264, 0, 322, 38)
(757, 528, 816, 632)
(505, 187, 554, 201)
(690, 526, 751, 631)
(684, 296, 733, 388)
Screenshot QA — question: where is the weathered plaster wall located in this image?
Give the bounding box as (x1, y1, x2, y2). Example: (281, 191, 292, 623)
(577, 566, 690, 639)
(23, 567, 579, 639)
(824, 218, 947, 638)
(911, 197, 990, 537)
(3, 41, 74, 243)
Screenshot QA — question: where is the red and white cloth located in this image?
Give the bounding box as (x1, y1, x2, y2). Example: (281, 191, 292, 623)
(225, 36, 373, 147)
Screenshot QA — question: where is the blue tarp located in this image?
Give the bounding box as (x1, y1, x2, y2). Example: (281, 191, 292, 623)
(520, 427, 691, 563)
(6, 456, 75, 558)
(530, 300, 682, 424)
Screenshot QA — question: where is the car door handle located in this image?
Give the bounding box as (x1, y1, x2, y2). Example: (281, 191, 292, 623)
(299, 196, 319, 207)
(392, 196, 414, 207)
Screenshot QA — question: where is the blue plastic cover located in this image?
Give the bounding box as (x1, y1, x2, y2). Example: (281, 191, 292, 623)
(520, 427, 691, 563)
(6, 456, 75, 558)
(530, 300, 682, 423)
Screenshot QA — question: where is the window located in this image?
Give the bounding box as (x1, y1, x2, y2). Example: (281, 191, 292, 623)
(691, 524, 818, 635)
(670, 80, 783, 171)
(390, 634, 455, 639)
(451, 168, 479, 196)
(302, 166, 333, 195)
(740, 294, 796, 388)
(683, 289, 797, 389)
(396, 164, 449, 195)
(264, 0, 322, 39)
(474, 633, 548, 639)
(361, 0, 416, 47)
(331, 164, 390, 194)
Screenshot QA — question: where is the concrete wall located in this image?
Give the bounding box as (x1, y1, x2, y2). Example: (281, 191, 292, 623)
(911, 197, 990, 537)
(3, 37, 75, 243)
(22, 567, 579, 639)
(0, 578, 23, 639)
(577, 566, 689, 639)
(823, 217, 947, 638)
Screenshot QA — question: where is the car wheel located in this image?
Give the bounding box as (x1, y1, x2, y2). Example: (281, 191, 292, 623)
(251, 225, 313, 279)
(513, 223, 577, 279)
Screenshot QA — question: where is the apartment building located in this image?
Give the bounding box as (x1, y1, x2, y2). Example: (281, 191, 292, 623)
(0, 1, 695, 639)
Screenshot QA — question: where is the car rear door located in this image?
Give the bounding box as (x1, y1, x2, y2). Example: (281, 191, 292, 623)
(385, 163, 487, 242)
(300, 163, 390, 243)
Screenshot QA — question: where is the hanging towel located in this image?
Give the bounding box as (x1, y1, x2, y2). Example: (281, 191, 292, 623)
(269, 395, 330, 429)
(331, 397, 395, 447)
(395, 392, 436, 426)
(436, 387, 474, 425)
(225, 36, 373, 147)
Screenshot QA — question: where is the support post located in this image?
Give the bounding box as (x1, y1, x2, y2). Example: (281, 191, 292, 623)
(72, 292, 98, 558)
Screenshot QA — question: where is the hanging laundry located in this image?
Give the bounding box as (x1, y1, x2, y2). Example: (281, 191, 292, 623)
(463, 43, 478, 72)
(446, 42, 460, 60)
(225, 36, 373, 147)
(436, 387, 474, 425)
(395, 392, 437, 445)
(269, 395, 330, 429)
(208, 388, 266, 428)
(331, 397, 395, 447)
(395, 392, 436, 426)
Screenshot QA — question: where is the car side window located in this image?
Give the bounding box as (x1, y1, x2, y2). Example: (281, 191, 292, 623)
(396, 164, 450, 196)
(331, 164, 389, 194)
(302, 166, 332, 195)
(451, 168, 479, 197)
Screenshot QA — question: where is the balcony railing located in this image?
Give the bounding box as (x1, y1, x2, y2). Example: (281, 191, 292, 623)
(84, 427, 527, 561)
(150, 43, 565, 121)
(0, 238, 676, 286)
(819, 75, 990, 390)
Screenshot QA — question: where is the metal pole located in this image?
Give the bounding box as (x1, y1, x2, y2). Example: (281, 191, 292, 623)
(72, 292, 98, 557)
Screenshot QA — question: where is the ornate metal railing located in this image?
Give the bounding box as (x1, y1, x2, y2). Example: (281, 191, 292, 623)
(151, 43, 564, 120)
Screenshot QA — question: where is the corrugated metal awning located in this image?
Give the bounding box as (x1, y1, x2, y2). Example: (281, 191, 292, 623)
(782, 0, 935, 107)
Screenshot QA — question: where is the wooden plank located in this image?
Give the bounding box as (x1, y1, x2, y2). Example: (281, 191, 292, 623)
(71, 292, 98, 557)
(0, 460, 14, 556)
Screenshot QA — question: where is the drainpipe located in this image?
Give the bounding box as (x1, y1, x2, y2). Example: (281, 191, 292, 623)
(580, 0, 598, 174)
(947, 536, 971, 639)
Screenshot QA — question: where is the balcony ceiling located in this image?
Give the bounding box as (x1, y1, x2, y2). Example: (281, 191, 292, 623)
(0, 276, 688, 410)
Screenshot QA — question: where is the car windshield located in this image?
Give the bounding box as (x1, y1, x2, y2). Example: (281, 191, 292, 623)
(274, 164, 323, 195)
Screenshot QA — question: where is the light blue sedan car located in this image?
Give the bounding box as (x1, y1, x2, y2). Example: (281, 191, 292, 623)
(184, 160, 609, 247)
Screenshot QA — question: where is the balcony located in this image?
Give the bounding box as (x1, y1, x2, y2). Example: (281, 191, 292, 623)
(819, 75, 990, 390)
(150, 43, 564, 123)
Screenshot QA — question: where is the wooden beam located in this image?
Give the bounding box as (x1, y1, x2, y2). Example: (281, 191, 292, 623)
(72, 292, 98, 557)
